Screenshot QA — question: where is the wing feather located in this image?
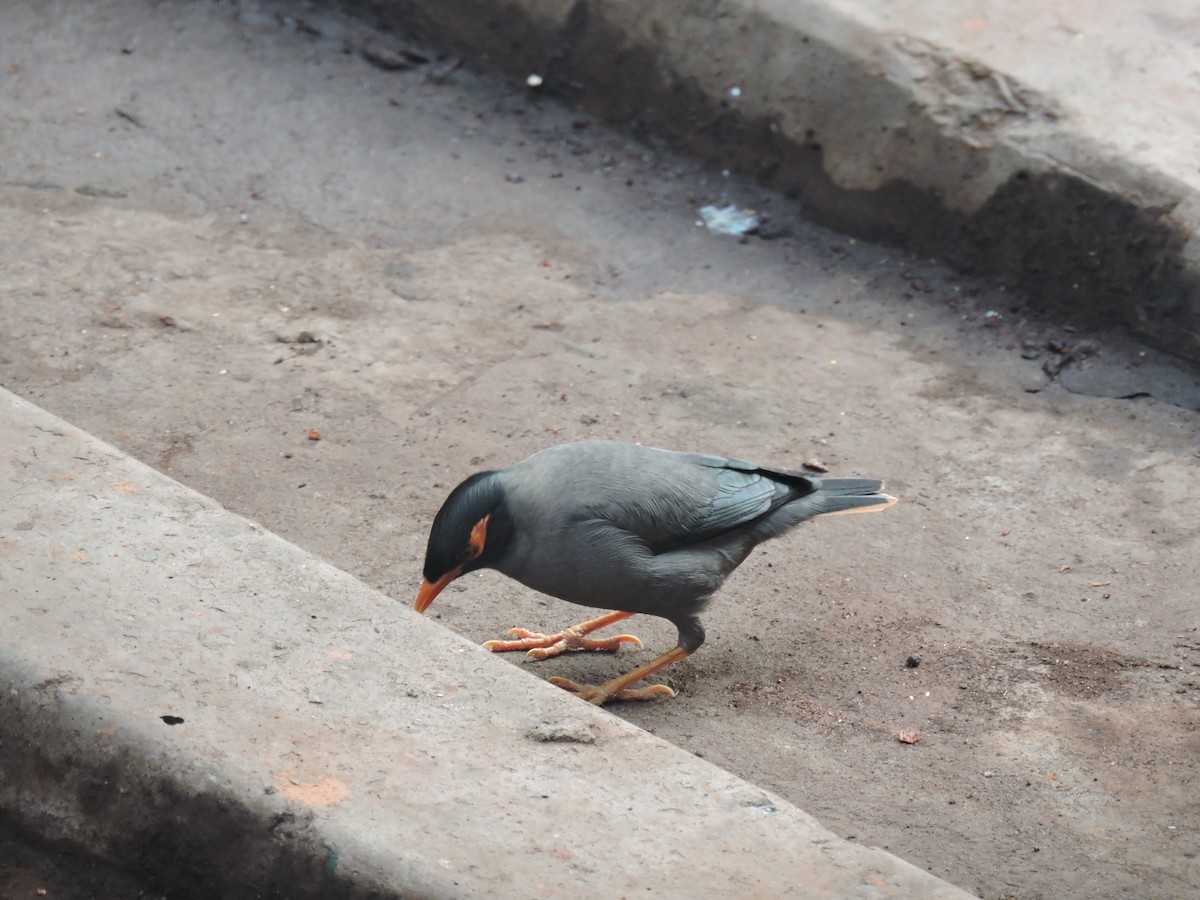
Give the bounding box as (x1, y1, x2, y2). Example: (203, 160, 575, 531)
(589, 451, 805, 552)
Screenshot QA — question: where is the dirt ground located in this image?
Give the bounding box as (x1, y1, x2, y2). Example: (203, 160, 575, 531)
(2, 1, 1198, 897)
(0, 813, 160, 900)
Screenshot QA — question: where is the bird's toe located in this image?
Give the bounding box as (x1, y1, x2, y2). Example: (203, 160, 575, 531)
(506, 627, 542, 639)
(611, 683, 676, 702)
(548, 675, 675, 705)
(569, 632, 643, 653)
(525, 639, 570, 660)
(482, 629, 561, 654)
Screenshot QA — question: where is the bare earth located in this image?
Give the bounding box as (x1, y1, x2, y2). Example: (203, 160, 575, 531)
(2, 2, 1198, 897)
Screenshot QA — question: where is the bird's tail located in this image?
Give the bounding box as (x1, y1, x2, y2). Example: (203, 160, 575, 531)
(804, 477, 897, 517)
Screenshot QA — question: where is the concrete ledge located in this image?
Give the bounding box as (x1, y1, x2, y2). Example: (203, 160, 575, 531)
(350, 0, 1200, 362)
(0, 387, 967, 897)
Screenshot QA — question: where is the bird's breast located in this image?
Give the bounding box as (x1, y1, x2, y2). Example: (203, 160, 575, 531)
(494, 517, 738, 618)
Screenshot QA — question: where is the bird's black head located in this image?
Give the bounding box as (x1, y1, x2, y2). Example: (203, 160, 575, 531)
(415, 470, 515, 612)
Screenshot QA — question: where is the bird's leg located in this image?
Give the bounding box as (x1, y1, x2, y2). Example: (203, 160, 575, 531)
(482, 610, 642, 661)
(549, 646, 690, 705)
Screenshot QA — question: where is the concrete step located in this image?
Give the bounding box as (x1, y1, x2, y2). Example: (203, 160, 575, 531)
(0, 387, 969, 897)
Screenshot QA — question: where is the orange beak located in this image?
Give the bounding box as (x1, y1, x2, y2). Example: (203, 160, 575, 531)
(414, 567, 461, 613)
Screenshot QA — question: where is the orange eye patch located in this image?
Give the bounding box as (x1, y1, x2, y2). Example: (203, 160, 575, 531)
(465, 514, 490, 560)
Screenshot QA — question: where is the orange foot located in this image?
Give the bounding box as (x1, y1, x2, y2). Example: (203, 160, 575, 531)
(548, 645, 691, 706)
(548, 676, 676, 705)
(482, 610, 641, 661)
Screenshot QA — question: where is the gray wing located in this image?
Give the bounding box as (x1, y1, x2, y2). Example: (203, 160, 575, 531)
(582, 448, 805, 553)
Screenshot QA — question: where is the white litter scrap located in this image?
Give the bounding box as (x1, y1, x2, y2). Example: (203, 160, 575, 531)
(699, 204, 760, 236)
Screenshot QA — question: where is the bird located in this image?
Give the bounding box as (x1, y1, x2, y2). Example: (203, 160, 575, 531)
(414, 440, 896, 705)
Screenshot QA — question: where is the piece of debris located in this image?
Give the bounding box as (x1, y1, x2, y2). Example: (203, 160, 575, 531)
(361, 43, 429, 72)
(699, 204, 760, 236)
(526, 74, 544, 88)
(308, 429, 321, 441)
(742, 796, 778, 817)
(897, 730, 920, 744)
(983, 309, 1002, 326)
(1042, 339, 1096, 378)
(114, 106, 144, 128)
(277, 331, 321, 345)
(159, 315, 176, 327)
(526, 719, 595, 744)
(75, 184, 127, 199)
(424, 57, 463, 85)
(906, 653, 922, 669)
(802, 457, 828, 473)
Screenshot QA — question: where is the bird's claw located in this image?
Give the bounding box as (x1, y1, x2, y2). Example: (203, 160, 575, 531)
(504, 627, 543, 639)
(548, 676, 676, 705)
(530, 632, 641, 660)
(482, 628, 642, 660)
(482, 630, 554, 653)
